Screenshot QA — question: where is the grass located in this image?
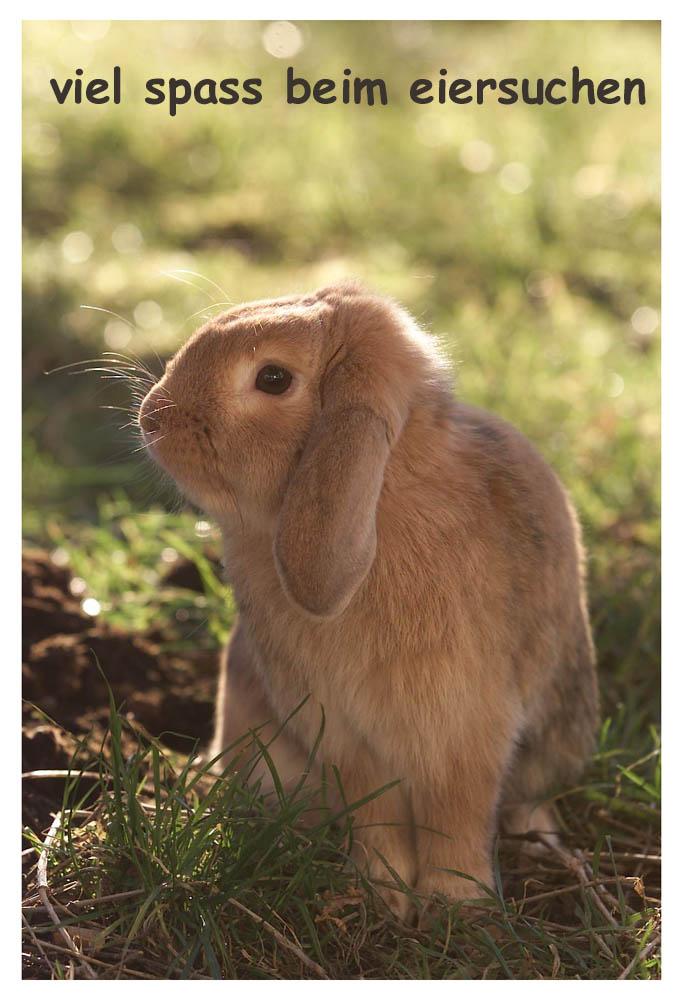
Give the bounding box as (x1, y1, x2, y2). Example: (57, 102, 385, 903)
(21, 499, 661, 979)
(29, 493, 234, 643)
(22, 684, 660, 980)
(22, 19, 660, 979)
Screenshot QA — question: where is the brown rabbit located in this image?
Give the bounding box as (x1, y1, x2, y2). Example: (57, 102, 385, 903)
(139, 281, 598, 917)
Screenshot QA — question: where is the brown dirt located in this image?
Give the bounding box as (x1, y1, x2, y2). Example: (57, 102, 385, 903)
(22, 549, 219, 836)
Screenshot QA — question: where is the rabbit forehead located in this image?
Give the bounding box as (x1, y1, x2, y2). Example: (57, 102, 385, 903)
(171, 286, 447, 397)
(174, 303, 330, 372)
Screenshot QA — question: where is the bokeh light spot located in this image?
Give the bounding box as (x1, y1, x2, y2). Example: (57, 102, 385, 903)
(460, 140, 494, 173)
(573, 164, 610, 198)
(498, 162, 531, 194)
(82, 597, 101, 617)
(262, 21, 303, 59)
(62, 231, 94, 263)
(112, 223, 143, 254)
(104, 319, 132, 350)
(631, 306, 659, 336)
(133, 300, 163, 329)
(71, 21, 111, 41)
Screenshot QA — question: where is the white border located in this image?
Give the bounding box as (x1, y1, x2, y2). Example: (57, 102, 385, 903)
(12, 8, 671, 990)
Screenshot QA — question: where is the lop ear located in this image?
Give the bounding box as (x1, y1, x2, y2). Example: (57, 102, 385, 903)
(274, 400, 394, 619)
(273, 290, 441, 618)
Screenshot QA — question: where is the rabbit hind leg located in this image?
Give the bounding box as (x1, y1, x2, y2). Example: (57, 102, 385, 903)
(498, 727, 567, 856)
(501, 627, 598, 848)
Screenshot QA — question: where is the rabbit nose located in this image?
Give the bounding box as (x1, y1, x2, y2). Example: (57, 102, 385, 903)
(139, 384, 174, 437)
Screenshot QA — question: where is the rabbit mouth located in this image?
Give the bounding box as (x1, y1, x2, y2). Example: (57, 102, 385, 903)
(143, 421, 218, 476)
(138, 392, 236, 513)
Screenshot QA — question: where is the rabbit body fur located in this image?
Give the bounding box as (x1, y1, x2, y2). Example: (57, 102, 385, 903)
(140, 282, 598, 914)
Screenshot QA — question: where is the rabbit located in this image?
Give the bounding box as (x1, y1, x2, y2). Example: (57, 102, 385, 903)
(139, 280, 598, 918)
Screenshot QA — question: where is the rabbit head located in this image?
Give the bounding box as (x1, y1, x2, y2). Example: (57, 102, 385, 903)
(139, 281, 449, 618)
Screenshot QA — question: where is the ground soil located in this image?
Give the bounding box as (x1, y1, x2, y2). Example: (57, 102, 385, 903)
(22, 549, 219, 836)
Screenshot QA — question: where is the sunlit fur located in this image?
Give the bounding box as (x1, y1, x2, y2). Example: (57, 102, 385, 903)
(139, 281, 598, 917)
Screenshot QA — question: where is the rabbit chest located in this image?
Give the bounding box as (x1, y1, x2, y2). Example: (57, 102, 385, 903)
(221, 507, 521, 759)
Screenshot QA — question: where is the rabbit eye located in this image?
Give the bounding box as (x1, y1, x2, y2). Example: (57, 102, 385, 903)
(255, 365, 293, 395)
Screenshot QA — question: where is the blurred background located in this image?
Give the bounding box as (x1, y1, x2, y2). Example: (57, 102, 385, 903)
(22, 21, 660, 748)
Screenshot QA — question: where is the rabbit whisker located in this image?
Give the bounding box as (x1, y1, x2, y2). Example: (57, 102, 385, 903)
(162, 270, 215, 303)
(102, 351, 158, 381)
(80, 304, 135, 329)
(45, 357, 141, 376)
(132, 435, 167, 455)
(80, 304, 165, 376)
(167, 268, 232, 303)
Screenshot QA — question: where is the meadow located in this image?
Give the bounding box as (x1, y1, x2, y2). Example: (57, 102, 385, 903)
(22, 20, 660, 979)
